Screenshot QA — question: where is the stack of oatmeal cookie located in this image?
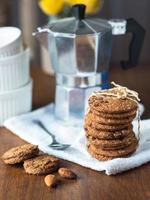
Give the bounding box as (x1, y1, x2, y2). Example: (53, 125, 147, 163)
(84, 84, 140, 161)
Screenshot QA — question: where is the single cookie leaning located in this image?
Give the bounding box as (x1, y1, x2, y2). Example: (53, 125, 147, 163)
(87, 131, 136, 150)
(89, 95, 138, 114)
(23, 155, 60, 175)
(86, 111, 135, 125)
(84, 125, 132, 140)
(2, 144, 39, 164)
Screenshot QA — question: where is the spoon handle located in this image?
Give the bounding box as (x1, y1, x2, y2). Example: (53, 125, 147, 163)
(35, 120, 56, 141)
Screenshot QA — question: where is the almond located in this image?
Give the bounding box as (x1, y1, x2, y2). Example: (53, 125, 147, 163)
(58, 168, 76, 179)
(44, 174, 57, 187)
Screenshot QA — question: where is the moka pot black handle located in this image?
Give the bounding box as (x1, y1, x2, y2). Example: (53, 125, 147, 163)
(121, 18, 145, 69)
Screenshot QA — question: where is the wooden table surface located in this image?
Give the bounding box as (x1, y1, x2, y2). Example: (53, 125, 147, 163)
(0, 65, 150, 200)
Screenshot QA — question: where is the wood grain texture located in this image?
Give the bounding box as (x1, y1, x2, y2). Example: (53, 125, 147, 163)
(0, 66, 150, 200)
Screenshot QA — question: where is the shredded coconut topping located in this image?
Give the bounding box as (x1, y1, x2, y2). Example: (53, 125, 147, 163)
(92, 82, 140, 103)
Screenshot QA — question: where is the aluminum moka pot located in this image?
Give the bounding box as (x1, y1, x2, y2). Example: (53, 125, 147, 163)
(34, 4, 145, 123)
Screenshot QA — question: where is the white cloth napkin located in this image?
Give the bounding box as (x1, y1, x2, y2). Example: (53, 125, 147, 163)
(4, 103, 150, 175)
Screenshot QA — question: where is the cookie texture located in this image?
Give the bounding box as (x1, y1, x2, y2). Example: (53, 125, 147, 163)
(88, 147, 115, 161)
(85, 115, 130, 131)
(23, 155, 60, 175)
(88, 137, 138, 157)
(86, 111, 135, 125)
(88, 147, 133, 161)
(87, 131, 136, 150)
(89, 95, 138, 114)
(85, 125, 132, 140)
(88, 138, 138, 159)
(2, 144, 39, 164)
(92, 108, 137, 119)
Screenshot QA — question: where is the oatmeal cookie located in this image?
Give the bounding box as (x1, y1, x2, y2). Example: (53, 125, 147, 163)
(84, 125, 132, 140)
(88, 95, 138, 114)
(2, 144, 39, 164)
(84, 115, 130, 131)
(87, 131, 136, 150)
(88, 138, 138, 158)
(91, 108, 137, 119)
(86, 111, 135, 125)
(23, 155, 60, 175)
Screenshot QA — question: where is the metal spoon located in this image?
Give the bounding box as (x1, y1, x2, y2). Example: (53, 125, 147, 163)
(33, 120, 71, 150)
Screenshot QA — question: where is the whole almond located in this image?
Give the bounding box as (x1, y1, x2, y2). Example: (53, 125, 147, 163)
(44, 174, 57, 187)
(58, 168, 76, 179)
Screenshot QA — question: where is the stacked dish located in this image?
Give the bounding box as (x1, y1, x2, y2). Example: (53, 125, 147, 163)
(0, 27, 32, 126)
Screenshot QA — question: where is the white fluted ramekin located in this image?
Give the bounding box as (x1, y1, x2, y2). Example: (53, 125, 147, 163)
(0, 27, 23, 58)
(0, 48, 30, 91)
(0, 80, 32, 126)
